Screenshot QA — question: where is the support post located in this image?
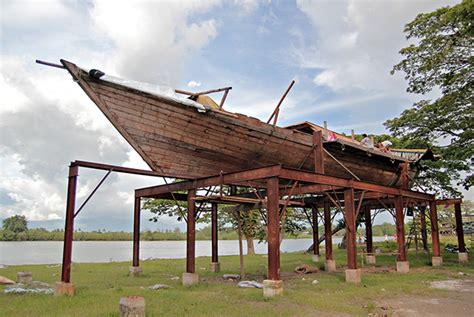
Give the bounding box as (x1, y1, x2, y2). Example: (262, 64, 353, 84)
(56, 164, 78, 296)
(365, 206, 375, 265)
(130, 197, 142, 277)
(324, 202, 336, 272)
(183, 189, 198, 286)
(210, 202, 220, 272)
(419, 206, 429, 251)
(313, 131, 324, 174)
(455, 203, 468, 263)
(263, 177, 282, 297)
(344, 188, 360, 283)
(311, 205, 320, 262)
(429, 201, 443, 266)
(395, 196, 409, 273)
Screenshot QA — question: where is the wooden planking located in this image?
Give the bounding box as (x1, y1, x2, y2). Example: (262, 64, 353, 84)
(85, 77, 404, 185)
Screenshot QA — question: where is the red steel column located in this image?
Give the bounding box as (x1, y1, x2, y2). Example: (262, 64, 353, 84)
(61, 164, 78, 283)
(324, 202, 333, 260)
(395, 196, 407, 261)
(132, 197, 141, 267)
(344, 188, 357, 269)
(211, 202, 218, 263)
(311, 205, 320, 256)
(455, 203, 466, 253)
(186, 189, 196, 273)
(419, 206, 429, 251)
(429, 201, 441, 257)
(267, 177, 280, 280)
(364, 206, 373, 254)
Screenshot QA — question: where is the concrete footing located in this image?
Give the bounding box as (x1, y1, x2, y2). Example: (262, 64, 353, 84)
(119, 296, 145, 317)
(17, 272, 32, 284)
(458, 252, 469, 264)
(129, 266, 143, 277)
(311, 254, 320, 262)
(263, 279, 283, 298)
(345, 269, 361, 283)
(210, 262, 220, 273)
(366, 255, 376, 265)
(182, 272, 199, 286)
(54, 282, 76, 296)
(432, 256, 443, 267)
(396, 261, 410, 273)
(325, 259, 336, 272)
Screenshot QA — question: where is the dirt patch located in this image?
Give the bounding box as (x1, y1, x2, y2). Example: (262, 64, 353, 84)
(430, 279, 474, 292)
(374, 279, 474, 317)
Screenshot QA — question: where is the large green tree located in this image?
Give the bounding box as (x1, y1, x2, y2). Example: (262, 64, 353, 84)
(386, 0, 473, 196)
(2, 214, 28, 233)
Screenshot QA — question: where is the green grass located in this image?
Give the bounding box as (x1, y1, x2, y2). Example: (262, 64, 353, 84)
(0, 242, 472, 316)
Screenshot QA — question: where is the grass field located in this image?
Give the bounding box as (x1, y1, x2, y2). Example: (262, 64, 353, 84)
(0, 240, 473, 316)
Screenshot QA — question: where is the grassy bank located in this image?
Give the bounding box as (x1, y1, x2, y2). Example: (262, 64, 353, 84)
(0, 240, 472, 316)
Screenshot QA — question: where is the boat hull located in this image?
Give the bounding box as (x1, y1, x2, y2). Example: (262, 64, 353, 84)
(62, 60, 411, 187)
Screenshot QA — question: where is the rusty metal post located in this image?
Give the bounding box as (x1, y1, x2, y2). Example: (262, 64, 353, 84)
(186, 189, 196, 273)
(211, 202, 218, 263)
(344, 188, 357, 270)
(61, 164, 78, 283)
(266, 177, 280, 280)
(311, 205, 320, 257)
(364, 206, 373, 254)
(455, 203, 466, 253)
(132, 197, 141, 267)
(419, 206, 429, 251)
(395, 196, 407, 261)
(324, 202, 333, 260)
(429, 201, 442, 266)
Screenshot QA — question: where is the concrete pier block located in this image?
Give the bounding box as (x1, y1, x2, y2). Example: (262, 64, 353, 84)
(311, 254, 320, 262)
(366, 255, 376, 265)
(345, 269, 361, 283)
(210, 262, 220, 273)
(129, 266, 143, 277)
(458, 252, 469, 264)
(396, 261, 410, 273)
(182, 272, 199, 287)
(263, 279, 283, 298)
(432, 256, 443, 267)
(325, 259, 336, 272)
(119, 296, 145, 317)
(54, 282, 76, 296)
(17, 272, 32, 284)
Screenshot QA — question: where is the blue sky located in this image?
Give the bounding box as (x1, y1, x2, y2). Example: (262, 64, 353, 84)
(1, 0, 469, 231)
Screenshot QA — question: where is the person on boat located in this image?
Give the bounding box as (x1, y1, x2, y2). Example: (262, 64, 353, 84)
(381, 140, 393, 153)
(360, 134, 373, 148)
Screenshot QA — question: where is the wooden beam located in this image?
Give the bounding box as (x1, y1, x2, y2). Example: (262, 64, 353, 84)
(344, 188, 357, 270)
(136, 165, 281, 197)
(267, 177, 281, 280)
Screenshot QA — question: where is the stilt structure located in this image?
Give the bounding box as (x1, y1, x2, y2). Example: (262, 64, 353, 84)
(311, 205, 320, 262)
(365, 206, 375, 265)
(210, 202, 220, 272)
(323, 202, 336, 272)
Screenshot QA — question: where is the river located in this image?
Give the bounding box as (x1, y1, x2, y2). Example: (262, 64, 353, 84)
(0, 237, 389, 265)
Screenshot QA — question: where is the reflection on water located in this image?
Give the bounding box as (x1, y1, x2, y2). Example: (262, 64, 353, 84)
(0, 237, 388, 265)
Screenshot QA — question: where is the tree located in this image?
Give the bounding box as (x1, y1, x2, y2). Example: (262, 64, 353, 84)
(386, 0, 473, 196)
(2, 215, 28, 233)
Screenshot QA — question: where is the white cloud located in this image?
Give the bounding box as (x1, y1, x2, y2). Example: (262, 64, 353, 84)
(295, 0, 459, 93)
(89, 0, 220, 86)
(187, 80, 202, 88)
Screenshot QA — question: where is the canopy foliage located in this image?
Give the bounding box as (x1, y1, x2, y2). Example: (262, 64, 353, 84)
(386, 0, 473, 197)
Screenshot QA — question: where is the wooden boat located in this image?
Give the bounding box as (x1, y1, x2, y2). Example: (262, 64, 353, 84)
(60, 59, 425, 187)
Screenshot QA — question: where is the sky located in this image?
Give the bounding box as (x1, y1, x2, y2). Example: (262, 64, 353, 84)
(0, 0, 470, 232)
